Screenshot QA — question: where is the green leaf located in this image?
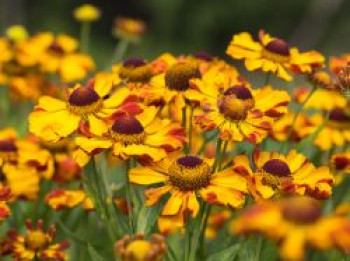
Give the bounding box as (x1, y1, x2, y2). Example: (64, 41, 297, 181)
(136, 201, 164, 234)
(207, 243, 240, 261)
(87, 244, 106, 261)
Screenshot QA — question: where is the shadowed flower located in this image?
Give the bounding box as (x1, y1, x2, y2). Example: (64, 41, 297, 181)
(4, 219, 69, 261)
(129, 153, 247, 228)
(232, 197, 350, 261)
(113, 17, 146, 41)
(226, 30, 324, 81)
(29, 76, 129, 142)
(233, 150, 334, 201)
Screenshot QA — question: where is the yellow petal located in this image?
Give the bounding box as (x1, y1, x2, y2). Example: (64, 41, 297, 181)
(129, 166, 168, 185)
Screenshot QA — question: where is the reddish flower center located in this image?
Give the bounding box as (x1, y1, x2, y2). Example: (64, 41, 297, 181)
(334, 157, 350, 170)
(123, 58, 146, 68)
(111, 116, 145, 145)
(177, 155, 203, 168)
(165, 62, 201, 91)
(264, 39, 290, 57)
(223, 86, 253, 100)
(112, 116, 144, 135)
(262, 159, 291, 177)
(120, 58, 152, 82)
(193, 51, 213, 62)
(68, 87, 100, 106)
(0, 140, 17, 152)
(329, 108, 350, 122)
(282, 197, 322, 224)
(48, 41, 65, 55)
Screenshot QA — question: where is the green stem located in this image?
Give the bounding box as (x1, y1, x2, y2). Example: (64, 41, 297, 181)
(286, 85, 317, 141)
(264, 73, 271, 86)
(184, 218, 191, 261)
(212, 138, 223, 172)
(125, 159, 134, 236)
(113, 39, 129, 63)
(80, 22, 91, 53)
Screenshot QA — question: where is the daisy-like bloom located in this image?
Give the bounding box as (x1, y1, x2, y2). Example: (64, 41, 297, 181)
(5, 219, 69, 261)
(330, 54, 350, 75)
(310, 109, 350, 151)
(113, 17, 146, 41)
(73, 4, 100, 22)
(226, 30, 324, 81)
(294, 87, 346, 111)
(232, 197, 350, 261)
(29, 75, 129, 142)
(307, 70, 334, 90)
(233, 149, 334, 201)
(16, 32, 95, 82)
(73, 105, 186, 165)
(45, 189, 93, 211)
(129, 153, 247, 227)
(115, 233, 167, 261)
(193, 79, 290, 143)
(336, 62, 350, 95)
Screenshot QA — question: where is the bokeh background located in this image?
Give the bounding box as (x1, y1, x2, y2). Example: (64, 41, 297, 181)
(1, 0, 349, 68)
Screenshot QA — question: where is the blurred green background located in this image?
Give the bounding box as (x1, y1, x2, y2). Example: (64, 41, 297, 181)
(1, 0, 350, 69)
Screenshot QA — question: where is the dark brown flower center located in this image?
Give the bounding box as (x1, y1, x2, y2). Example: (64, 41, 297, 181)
(262, 159, 291, 177)
(218, 86, 254, 121)
(334, 157, 350, 170)
(165, 62, 201, 91)
(264, 39, 290, 57)
(193, 51, 213, 62)
(110, 116, 145, 145)
(0, 140, 17, 152)
(168, 155, 211, 191)
(48, 41, 65, 55)
(68, 87, 100, 106)
(282, 197, 322, 224)
(120, 58, 152, 83)
(329, 108, 350, 122)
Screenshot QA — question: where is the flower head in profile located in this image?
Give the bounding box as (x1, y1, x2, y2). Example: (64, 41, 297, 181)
(113, 17, 146, 41)
(4, 219, 69, 261)
(73, 4, 100, 22)
(232, 196, 350, 261)
(233, 149, 334, 201)
(72, 105, 186, 166)
(115, 233, 167, 261)
(192, 70, 290, 143)
(129, 153, 247, 228)
(29, 75, 128, 142)
(45, 189, 93, 211)
(226, 30, 324, 81)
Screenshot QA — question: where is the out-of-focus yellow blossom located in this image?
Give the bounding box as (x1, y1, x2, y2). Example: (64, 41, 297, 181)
(5, 25, 28, 42)
(3, 219, 69, 261)
(45, 189, 93, 211)
(115, 233, 167, 261)
(232, 197, 350, 261)
(114, 17, 146, 41)
(73, 4, 100, 22)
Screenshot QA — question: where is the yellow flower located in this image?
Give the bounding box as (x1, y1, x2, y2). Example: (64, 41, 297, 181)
(233, 150, 334, 201)
(5, 25, 28, 42)
(73, 4, 100, 22)
(6, 219, 69, 261)
(114, 17, 146, 41)
(294, 87, 346, 111)
(130, 153, 247, 228)
(45, 189, 92, 211)
(311, 110, 350, 151)
(226, 30, 324, 81)
(115, 233, 167, 261)
(72, 105, 186, 165)
(232, 197, 350, 261)
(16, 32, 95, 82)
(191, 71, 290, 143)
(29, 75, 127, 142)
